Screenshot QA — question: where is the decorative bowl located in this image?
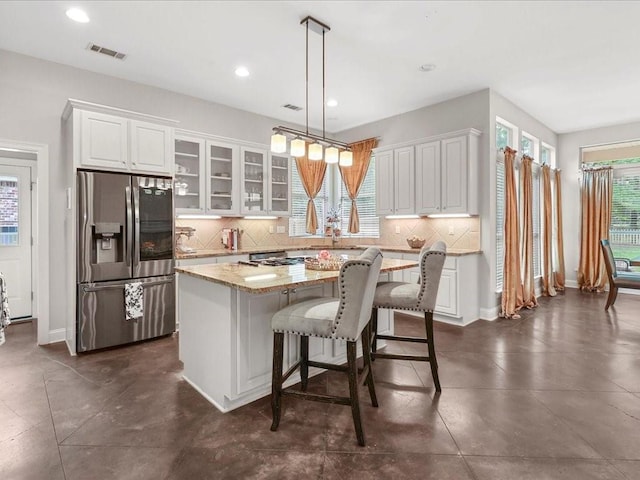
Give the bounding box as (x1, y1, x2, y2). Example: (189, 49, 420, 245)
(406, 237, 426, 249)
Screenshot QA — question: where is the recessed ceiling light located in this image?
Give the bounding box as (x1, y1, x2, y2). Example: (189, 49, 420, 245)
(66, 8, 90, 23)
(419, 64, 436, 72)
(327, 99, 338, 107)
(235, 66, 250, 77)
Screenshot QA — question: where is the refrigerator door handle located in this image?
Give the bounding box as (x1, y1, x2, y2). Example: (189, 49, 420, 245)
(81, 277, 174, 293)
(133, 184, 141, 268)
(125, 185, 133, 267)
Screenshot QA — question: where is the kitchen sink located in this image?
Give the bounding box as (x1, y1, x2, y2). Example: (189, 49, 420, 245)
(307, 244, 363, 250)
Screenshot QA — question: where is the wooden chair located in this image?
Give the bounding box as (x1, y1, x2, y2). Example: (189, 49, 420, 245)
(600, 239, 640, 310)
(270, 247, 383, 446)
(370, 241, 447, 392)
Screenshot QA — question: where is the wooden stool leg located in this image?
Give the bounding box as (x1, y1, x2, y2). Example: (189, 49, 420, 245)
(371, 307, 378, 357)
(300, 335, 309, 392)
(425, 312, 441, 392)
(271, 332, 284, 431)
(347, 340, 365, 446)
(361, 323, 378, 407)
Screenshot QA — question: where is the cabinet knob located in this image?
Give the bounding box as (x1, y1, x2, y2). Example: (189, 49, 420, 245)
(291, 288, 297, 294)
(281, 289, 288, 295)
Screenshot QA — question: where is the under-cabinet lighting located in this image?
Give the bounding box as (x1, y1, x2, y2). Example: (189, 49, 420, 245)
(244, 216, 278, 220)
(244, 273, 278, 282)
(177, 214, 222, 219)
(385, 215, 420, 219)
(426, 214, 471, 218)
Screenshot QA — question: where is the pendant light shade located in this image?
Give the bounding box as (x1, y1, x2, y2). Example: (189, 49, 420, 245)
(270, 133, 287, 153)
(308, 142, 323, 160)
(339, 150, 353, 167)
(290, 138, 306, 157)
(325, 146, 339, 164)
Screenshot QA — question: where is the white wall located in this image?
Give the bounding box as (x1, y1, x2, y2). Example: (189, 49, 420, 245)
(558, 120, 640, 286)
(0, 48, 303, 335)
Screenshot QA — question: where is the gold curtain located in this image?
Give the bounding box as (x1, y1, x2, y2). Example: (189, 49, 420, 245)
(501, 147, 524, 318)
(520, 156, 538, 309)
(541, 165, 556, 296)
(553, 169, 566, 290)
(339, 138, 378, 233)
(295, 149, 327, 234)
(578, 167, 612, 291)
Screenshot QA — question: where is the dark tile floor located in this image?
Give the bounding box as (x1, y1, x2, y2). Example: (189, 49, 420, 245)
(2, 288, 640, 479)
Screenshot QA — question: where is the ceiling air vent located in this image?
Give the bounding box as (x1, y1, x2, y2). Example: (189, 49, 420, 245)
(282, 104, 303, 111)
(87, 43, 127, 60)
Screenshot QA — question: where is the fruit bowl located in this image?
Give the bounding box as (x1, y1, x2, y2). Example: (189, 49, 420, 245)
(406, 237, 426, 249)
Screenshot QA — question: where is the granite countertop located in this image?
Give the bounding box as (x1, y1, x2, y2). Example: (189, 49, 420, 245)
(176, 258, 418, 294)
(176, 245, 481, 260)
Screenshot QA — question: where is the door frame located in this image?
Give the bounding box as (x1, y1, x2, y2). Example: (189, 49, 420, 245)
(0, 139, 50, 345)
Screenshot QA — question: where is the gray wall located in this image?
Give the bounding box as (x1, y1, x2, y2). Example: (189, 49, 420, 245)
(0, 48, 299, 333)
(558, 120, 640, 286)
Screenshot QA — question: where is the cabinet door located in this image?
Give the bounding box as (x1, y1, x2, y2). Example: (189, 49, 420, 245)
(174, 135, 205, 214)
(129, 120, 173, 174)
(435, 269, 458, 316)
(207, 140, 239, 215)
(375, 149, 394, 215)
(236, 289, 285, 395)
(415, 141, 441, 215)
(268, 153, 291, 216)
(441, 135, 468, 213)
(394, 146, 415, 214)
(80, 111, 128, 170)
(241, 147, 268, 215)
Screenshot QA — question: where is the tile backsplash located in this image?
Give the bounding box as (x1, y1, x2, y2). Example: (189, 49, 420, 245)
(176, 216, 480, 251)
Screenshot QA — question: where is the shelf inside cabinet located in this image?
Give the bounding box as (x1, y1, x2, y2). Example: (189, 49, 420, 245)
(272, 165, 288, 170)
(176, 172, 198, 177)
(211, 175, 232, 180)
(244, 161, 263, 167)
(272, 181, 288, 185)
(211, 193, 232, 197)
(175, 152, 199, 158)
(211, 157, 232, 163)
(244, 179, 263, 183)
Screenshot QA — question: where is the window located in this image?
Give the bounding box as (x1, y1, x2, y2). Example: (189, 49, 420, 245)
(0, 177, 19, 246)
(496, 123, 511, 150)
(338, 157, 379, 238)
(496, 119, 517, 291)
(609, 162, 640, 264)
(289, 159, 379, 237)
(532, 163, 541, 278)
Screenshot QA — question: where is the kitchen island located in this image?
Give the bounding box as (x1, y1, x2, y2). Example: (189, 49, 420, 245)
(176, 257, 418, 412)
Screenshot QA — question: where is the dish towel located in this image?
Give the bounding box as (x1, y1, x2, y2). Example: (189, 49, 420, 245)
(124, 282, 144, 321)
(0, 272, 11, 346)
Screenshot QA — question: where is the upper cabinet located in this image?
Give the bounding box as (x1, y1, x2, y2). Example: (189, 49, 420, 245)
(416, 131, 480, 215)
(208, 140, 239, 215)
(240, 148, 292, 216)
(268, 153, 291, 216)
(64, 99, 177, 176)
(174, 135, 206, 214)
(376, 128, 480, 217)
(375, 146, 415, 216)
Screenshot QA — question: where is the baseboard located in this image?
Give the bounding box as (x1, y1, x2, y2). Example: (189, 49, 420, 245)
(565, 280, 579, 289)
(48, 328, 66, 344)
(480, 306, 500, 320)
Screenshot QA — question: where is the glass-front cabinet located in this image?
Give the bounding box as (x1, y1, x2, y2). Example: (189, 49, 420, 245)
(241, 147, 267, 215)
(174, 136, 205, 214)
(268, 153, 291, 215)
(208, 140, 239, 215)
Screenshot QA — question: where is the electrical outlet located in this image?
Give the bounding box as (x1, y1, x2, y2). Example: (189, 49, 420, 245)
(277, 225, 285, 234)
(448, 225, 455, 235)
(269, 225, 274, 234)
(395, 225, 401, 234)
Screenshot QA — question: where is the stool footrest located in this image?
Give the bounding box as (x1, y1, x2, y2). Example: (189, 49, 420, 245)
(372, 352, 431, 362)
(282, 389, 351, 406)
(376, 334, 428, 344)
(282, 361, 301, 383)
(307, 360, 348, 372)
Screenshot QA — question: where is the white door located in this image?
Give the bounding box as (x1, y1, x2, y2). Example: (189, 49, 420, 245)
(0, 164, 32, 319)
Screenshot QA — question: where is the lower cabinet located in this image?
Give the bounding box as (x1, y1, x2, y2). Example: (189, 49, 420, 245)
(399, 252, 479, 326)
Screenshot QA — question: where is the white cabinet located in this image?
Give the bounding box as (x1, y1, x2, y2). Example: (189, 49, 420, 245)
(80, 110, 129, 170)
(240, 148, 292, 216)
(375, 146, 415, 215)
(174, 135, 206, 213)
(65, 100, 177, 176)
(207, 140, 240, 215)
(235, 282, 331, 396)
(415, 132, 480, 215)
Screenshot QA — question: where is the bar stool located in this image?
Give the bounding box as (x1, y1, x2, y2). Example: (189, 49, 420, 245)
(371, 241, 447, 392)
(270, 247, 383, 446)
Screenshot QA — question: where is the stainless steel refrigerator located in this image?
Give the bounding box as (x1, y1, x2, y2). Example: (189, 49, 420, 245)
(76, 170, 175, 352)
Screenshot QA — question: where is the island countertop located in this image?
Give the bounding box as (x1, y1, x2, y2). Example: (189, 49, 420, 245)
(175, 258, 418, 294)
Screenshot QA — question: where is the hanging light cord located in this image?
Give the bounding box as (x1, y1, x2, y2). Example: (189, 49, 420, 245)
(305, 19, 309, 136)
(322, 28, 326, 139)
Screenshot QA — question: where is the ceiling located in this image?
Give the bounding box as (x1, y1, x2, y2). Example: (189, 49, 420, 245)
(1, 1, 639, 134)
